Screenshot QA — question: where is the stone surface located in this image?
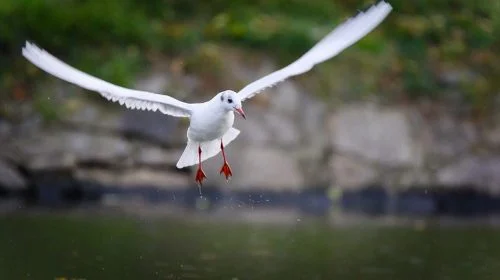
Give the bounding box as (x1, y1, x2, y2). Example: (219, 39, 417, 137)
(0, 119, 11, 140)
(28, 154, 76, 171)
(296, 93, 329, 185)
(65, 132, 130, 163)
(199, 145, 304, 190)
(484, 126, 500, 147)
(7, 50, 500, 194)
(330, 155, 377, 189)
(60, 68, 187, 147)
(122, 109, 184, 146)
(63, 99, 123, 132)
(233, 107, 273, 146)
(329, 103, 422, 167)
(483, 114, 500, 147)
(0, 160, 27, 190)
(16, 130, 131, 167)
(232, 146, 303, 190)
(134, 71, 171, 94)
(0, 139, 23, 165)
(264, 112, 301, 147)
(234, 105, 300, 147)
(133, 145, 183, 167)
(424, 113, 477, 159)
(397, 169, 433, 188)
(298, 94, 327, 142)
(64, 97, 185, 146)
(437, 156, 500, 192)
(75, 168, 190, 189)
(269, 81, 302, 117)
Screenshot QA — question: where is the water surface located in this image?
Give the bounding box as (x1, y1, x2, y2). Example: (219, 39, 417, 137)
(0, 210, 499, 279)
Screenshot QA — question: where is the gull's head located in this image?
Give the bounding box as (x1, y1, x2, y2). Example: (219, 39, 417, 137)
(218, 90, 245, 119)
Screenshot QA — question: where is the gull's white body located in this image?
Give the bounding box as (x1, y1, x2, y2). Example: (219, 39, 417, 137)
(21, 1, 393, 171)
(178, 95, 241, 169)
(188, 97, 235, 142)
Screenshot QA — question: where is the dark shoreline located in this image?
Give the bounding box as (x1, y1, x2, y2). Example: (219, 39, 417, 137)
(2, 181, 500, 219)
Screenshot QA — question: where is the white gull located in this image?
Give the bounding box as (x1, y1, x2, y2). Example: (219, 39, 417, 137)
(22, 1, 393, 185)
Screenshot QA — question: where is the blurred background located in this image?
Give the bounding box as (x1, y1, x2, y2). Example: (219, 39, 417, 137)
(1, 0, 500, 279)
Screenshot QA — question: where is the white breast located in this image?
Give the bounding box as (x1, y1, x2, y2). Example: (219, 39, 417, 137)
(187, 105, 234, 142)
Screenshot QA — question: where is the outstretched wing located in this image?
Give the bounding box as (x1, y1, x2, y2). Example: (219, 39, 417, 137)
(22, 42, 194, 117)
(237, 1, 392, 102)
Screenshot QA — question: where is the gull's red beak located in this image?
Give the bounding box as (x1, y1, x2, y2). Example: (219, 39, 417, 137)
(234, 107, 246, 119)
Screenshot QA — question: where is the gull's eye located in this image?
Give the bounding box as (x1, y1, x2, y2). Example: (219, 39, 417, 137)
(228, 98, 233, 104)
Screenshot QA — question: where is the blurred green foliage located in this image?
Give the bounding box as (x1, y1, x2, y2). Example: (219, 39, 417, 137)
(1, 0, 499, 116)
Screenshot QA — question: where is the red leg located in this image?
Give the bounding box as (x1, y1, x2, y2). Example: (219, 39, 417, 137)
(195, 145, 207, 186)
(219, 140, 233, 181)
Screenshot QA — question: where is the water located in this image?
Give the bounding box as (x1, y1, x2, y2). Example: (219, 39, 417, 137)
(0, 210, 499, 280)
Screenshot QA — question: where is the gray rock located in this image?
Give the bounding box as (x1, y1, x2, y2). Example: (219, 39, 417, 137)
(125, 69, 189, 146)
(264, 112, 301, 147)
(0, 140, 23, 165)
(14, 132, 61, 162)
(65, 96, 185, 146)
(198, 145, 304, 190)
(437, 156, 500, 192)
(75, 168, 190, 189)
(484, 126, 500, 147)
(63, 100, 123, 132)
(15, 115, 44, 136)
(296, 94, 330, 185)
(375, 167, 433, 191)
(134, 71, 171, 94)
(16, 130, 131, 168)
(134, 145, 183, 167)
(235, 105, 300, 148)
(299, 94, 327, 142)
(243, 146, 301, 190)
(65, 132, 130, 163)
(0, 160, 27, 190)
(122, 109, 184, 146)
(234, 108, 273, 146)
(270, 81, 302, 116)
(178, 75, 201, 96)
(424, 114, 477, 160)
(330, 155, 377, 189)
(329, 103, 422, 167)
(483, 114, 500, 147)
(61, 82, 186, 147)
(397, 169, 433, 188)
(28, 153, 76, 171)
(0, 120, 11, 140)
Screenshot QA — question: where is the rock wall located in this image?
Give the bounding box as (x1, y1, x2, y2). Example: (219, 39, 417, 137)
(1, 46, 499, 195)
(328, 103, 500, 193)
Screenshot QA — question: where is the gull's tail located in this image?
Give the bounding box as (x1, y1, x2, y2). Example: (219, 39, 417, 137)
(176, 127, 240, 169)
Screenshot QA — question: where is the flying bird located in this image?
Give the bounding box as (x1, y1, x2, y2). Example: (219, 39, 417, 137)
(22, 1, 392, 186)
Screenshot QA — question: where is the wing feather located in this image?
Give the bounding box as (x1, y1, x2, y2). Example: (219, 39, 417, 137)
(22, 42, 193, 118)
(237, 1, 392, 102)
